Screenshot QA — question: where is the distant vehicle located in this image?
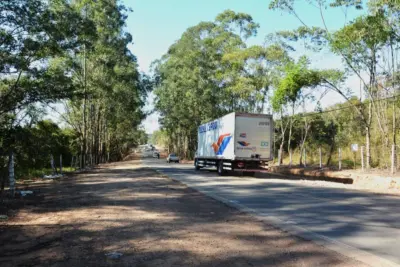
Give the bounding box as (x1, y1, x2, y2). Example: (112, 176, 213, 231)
(167, 153, 179, 163)
(194, 112, 273, 176)
(153, 151, 160, 159)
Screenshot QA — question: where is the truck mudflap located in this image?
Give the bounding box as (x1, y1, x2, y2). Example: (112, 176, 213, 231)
(233, 168, 269, 173)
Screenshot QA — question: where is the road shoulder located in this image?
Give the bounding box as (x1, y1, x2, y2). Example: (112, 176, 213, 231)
(146, 159, 399, 267)
(1, 160, 368, 267)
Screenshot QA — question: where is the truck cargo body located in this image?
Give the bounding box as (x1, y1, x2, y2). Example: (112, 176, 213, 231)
(194, 112, 273, 175)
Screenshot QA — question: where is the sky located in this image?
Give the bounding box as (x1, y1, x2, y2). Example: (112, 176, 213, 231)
(123, 0, 365, 133)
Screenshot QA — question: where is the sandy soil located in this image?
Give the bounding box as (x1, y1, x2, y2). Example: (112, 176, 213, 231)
(0, 160, 367, 267)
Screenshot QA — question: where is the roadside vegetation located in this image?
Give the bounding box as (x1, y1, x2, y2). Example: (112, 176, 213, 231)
(3, 0, 400, 190)
(0, 0, 149, 188)
(152, 1, 400, 171)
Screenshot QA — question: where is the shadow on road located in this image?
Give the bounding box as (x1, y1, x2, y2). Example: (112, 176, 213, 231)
(0, 160, 368, 266)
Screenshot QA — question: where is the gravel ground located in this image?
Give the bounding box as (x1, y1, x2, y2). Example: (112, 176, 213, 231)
(0, 160, 367, 267)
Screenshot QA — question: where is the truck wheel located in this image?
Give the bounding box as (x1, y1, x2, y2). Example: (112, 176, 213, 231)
(217, 161, 225, 176)
(195, 160, 200, 171)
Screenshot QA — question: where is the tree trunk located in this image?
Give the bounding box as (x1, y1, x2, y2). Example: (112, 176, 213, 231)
(326, 140, 335, 166)
(81, 40, 88, 169)
(0, 167, 6, 201)
(287, 102, 295, 160)
(278, 142, 284, 166)
(366, 101, 372, 169)
(326, 122, 335, 166)
(95, 103, 101, 164)
(299, 117, 309, 166)
(391, 39, 397, 171)
(393, 99, 396, 146)
(366, 126, 371, 170)
(8, 151, 15, 197)
(278, 109, 288, 166)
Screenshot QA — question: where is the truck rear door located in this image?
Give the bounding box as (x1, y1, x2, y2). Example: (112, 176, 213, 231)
(234, 115, 272, 160)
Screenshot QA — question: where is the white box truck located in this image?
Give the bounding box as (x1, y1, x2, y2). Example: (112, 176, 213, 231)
(194, 112, 273, 176)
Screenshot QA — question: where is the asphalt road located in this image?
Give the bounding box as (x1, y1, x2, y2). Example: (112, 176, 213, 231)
(142, 157, 400, 267)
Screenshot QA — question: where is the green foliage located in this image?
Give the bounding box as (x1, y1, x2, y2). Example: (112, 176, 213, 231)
(153, 10, 289, 158)
(0, 0, 95, 182)
(8, 120, 75, 178)
(150, 130, 169, 147)
(268, 0, 295, 11)
(0, 0, 94, 115)
(267, 0, 400, 169)
(275, 27, 328, 51)
(215, 10, 259, 39)
(1, 0, 149, 181)
(57, 0, 148, 163)
(272, 95, 400, 168)
(331, 10, 392, 71)
(330, 0, 363, 9)
(271, 57, 344, 111)
(269, 0, 363, 10)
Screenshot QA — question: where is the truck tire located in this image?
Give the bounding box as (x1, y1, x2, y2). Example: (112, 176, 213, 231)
(217, 161, 225, 176)
(195, 160, 200, 171)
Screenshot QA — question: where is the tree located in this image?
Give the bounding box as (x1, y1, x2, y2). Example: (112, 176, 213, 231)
(1, 0, 149, 194)
(268, 0, 400, 169)
(151, 130, 169, 148)
(0, 0, 94, 115)
(57, 0, 149, 164)
(271, 56, 344, 165)
(153, 10, 292, 158)
(0, 0, 94, 194)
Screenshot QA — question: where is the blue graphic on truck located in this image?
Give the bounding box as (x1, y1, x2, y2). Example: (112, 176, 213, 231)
(212, 133, 232, 155)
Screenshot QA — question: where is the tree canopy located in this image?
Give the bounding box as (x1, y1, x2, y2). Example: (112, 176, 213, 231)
(1, 0, 150, 185)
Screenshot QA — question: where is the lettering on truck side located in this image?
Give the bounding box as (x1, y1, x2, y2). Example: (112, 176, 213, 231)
(198, 120, 219, 133)
(199, 125, 207, 133)
(258, 121, 270, 127)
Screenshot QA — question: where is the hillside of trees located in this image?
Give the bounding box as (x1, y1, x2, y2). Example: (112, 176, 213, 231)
(152, 1, 400, 171)
(0, 0, 149, 191)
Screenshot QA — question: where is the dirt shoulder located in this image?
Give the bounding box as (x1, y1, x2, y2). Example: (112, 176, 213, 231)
(267, 166, 400, 195)
(0, 160, 366, 267)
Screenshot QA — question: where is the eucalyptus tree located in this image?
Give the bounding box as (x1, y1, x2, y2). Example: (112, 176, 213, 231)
(268, 0, 400, 168)
(221, 44, 289, 113)
(271, 55, 344, 165)
(0, 0, 94, 192)
(59, 0, 148, 164)
(0, 0, 93, 116)
(153, 10, 260, 158)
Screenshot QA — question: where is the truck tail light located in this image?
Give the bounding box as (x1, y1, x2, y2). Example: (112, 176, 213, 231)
(237, 162, 245, 168)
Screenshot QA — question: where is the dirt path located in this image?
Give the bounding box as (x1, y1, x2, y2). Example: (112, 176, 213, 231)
(0, 160, 367, 267)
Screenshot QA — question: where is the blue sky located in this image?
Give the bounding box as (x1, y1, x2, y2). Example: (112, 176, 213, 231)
(123, 0, 365, 133)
